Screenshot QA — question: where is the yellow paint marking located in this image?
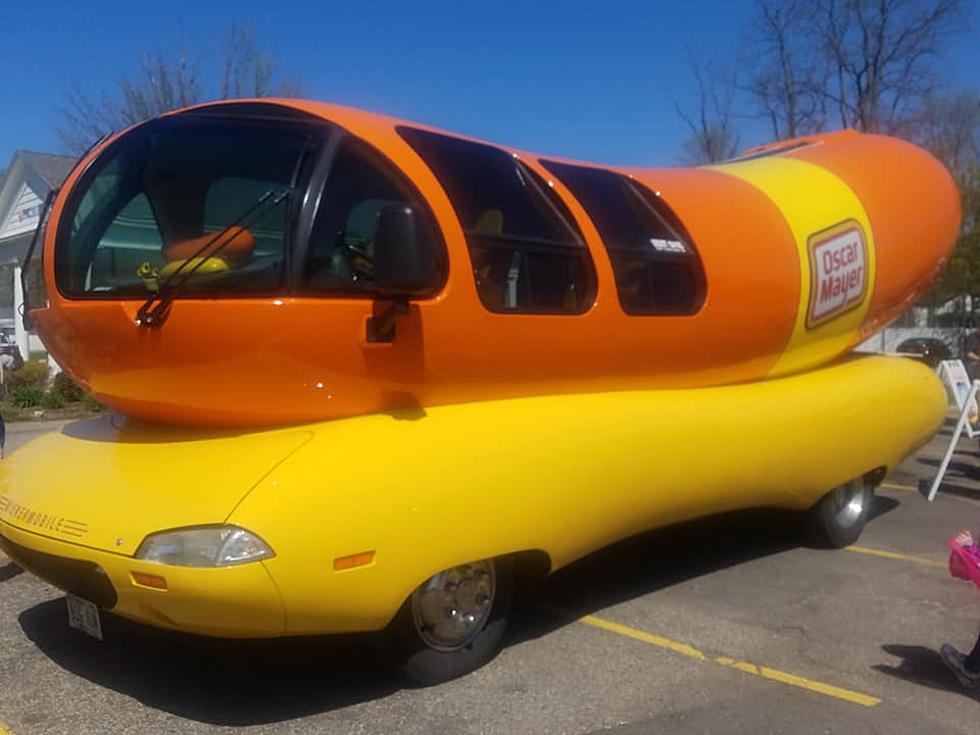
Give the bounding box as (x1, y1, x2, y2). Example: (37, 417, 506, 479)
(880, 481, 918, 493)
(715, 656, 881, 707)
(845, 544, 945, 568)
(578, 613, 707, 661)
(559, 609, 879, 707)
(0, 724, 12, 735)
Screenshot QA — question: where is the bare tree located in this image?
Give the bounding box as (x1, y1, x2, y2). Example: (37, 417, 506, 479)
(672, 53, 740, 164)
(914, 90, 980, 182)
(813, 0, 966, 134)
(744, 0, 826, 139)
(56, 21, 302, 155)
(916, 90, 980, 304)
(219, 21, 302, 99)
(732, 0, 969, 142)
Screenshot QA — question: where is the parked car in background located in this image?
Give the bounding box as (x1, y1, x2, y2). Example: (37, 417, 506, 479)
(896, 337, 953, 368)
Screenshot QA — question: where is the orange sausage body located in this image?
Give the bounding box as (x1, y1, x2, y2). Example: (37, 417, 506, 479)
(31, 100, 960, 427)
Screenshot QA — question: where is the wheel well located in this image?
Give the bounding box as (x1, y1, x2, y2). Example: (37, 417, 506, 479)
(501, 549, 552, 584)
(864, 466, 888, 488)
(396, 549, 553, 618)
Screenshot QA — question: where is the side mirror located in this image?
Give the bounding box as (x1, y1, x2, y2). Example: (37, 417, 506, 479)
(372, 204, 439, 297)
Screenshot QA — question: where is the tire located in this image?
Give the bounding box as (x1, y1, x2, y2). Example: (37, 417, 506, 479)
(379, 557, 514, 686)
(808, 477, 873, 548)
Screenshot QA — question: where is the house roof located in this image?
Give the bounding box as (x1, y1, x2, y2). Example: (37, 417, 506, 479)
(0, 150, 77, 260)
(13, 150, 75, 189)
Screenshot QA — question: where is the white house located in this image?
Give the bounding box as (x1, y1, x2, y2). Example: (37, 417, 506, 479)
(0, 150, 75, 354)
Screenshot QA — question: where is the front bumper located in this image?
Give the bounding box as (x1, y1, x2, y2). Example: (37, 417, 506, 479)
(0, 519, 286, 638)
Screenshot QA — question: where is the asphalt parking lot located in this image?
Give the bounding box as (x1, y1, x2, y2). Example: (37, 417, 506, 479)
(3, 416, 980, 734)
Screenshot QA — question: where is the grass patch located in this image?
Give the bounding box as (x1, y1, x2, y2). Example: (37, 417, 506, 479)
(0, 371, 104, 422)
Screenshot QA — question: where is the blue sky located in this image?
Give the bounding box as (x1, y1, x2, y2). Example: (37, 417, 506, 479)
(0, 0, 977, 168)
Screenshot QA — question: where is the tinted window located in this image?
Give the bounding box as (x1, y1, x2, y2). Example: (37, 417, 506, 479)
(399, 127, 595, 314)
(56, 116, 316, 298)
(541, 162, 705, 315)
(301, 140, 444, 294)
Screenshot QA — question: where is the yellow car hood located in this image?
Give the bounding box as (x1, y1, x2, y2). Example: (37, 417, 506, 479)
(0, 415, 312, 556)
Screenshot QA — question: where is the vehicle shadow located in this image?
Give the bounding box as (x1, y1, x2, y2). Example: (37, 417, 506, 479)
(0, 560, 23, 582)
(19, 600, 399, 726)
(17, 496, 900, 727)
(516, 496, 896, 629)
(868, 495, 900, 521)
(873, 644, 980, 700)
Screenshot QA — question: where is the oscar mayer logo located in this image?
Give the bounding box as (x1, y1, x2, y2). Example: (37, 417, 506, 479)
(0, 496, 89, 538)
(806, 219, 868, 329)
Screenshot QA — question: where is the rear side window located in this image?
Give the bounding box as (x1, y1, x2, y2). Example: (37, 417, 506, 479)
(541, 162, 705, 315)
(399, 127, 595, 314)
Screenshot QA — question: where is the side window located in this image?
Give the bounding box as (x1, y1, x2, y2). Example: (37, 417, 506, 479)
(541, 161, 705, 315)
(89, 193, 164, 291)
(302, 140, 443, 294)
(398, 127, 596, 314)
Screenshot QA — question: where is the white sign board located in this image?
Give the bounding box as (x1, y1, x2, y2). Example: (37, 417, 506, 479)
(937, 359, 980, 439)
(927, 377, 980, 502)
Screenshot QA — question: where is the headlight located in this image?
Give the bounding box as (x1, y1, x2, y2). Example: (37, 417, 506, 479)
(135, 526, 274, 567)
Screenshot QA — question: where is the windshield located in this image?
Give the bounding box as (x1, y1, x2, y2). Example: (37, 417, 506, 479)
(55, 115, 319, 298)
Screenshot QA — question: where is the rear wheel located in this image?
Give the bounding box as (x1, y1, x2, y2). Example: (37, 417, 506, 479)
(380, 557, 513, 685)
(809, 477, 872, 548)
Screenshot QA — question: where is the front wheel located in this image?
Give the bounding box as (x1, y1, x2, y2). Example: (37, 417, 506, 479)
(808, 477, 873, 548)
(379, 557, 514, 685)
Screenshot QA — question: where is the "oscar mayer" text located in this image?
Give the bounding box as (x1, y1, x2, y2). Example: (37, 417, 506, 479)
(808, 225, 866, 327)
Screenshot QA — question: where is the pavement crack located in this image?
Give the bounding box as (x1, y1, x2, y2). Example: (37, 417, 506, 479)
(777, 624, 807, 637)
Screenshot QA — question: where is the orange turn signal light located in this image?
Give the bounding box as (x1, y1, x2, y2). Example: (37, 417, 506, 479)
(131, 571, 168, 590)
(333, 551, 375, 571)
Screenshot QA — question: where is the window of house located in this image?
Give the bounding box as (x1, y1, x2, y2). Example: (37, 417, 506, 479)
(399, 127, 596, 314)
(541, 161, 705, 315)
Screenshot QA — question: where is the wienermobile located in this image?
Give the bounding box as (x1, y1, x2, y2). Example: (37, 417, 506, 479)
(0, 99, 961, 684)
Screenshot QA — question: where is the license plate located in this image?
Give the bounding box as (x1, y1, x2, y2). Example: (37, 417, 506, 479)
(66, 594, 103, 641)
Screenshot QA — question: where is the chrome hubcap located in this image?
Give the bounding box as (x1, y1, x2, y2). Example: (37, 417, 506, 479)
(411, 560, 496, 651)
(831, 480, 866, 527)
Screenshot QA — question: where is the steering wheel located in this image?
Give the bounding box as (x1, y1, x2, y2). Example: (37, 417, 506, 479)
(338, 232, 375, 283)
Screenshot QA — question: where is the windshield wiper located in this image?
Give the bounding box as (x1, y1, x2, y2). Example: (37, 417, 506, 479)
(135, 188, 290, 328)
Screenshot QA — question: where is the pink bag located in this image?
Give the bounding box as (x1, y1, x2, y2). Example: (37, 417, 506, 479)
(948, 538, 980, 587)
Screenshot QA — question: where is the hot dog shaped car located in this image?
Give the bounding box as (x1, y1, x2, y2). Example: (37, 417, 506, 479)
(0, 99, 960, 683)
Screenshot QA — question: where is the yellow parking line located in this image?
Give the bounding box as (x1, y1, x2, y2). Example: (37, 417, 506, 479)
(0, 723, 11, 735)
(714, 656, 880, 707)
(879, 481, 918, 493)
(564, 611, 879, 707)
(845, 544, 945, 567)
(578, 614, 707, 660)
